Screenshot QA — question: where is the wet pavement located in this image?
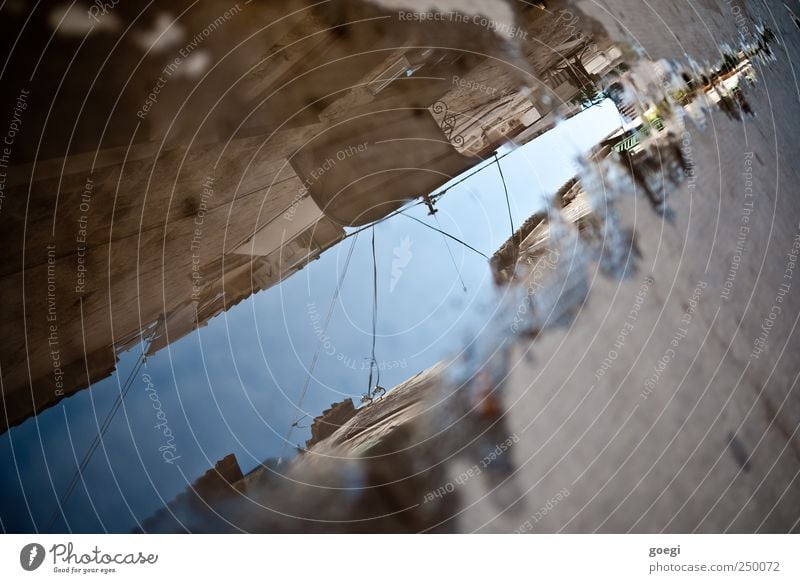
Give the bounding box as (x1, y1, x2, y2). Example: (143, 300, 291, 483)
(1, 0, 799, 533)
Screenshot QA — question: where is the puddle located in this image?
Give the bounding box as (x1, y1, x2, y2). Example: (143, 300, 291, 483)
(0, 1, 793, 533)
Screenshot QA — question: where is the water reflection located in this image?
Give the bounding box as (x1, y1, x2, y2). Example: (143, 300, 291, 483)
(0, 1, 786, 533)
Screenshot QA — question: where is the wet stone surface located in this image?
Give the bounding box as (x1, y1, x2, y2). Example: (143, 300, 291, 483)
(0, 0, 798, 533)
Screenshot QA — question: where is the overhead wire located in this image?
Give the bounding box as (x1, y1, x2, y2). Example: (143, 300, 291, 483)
(279, 232, 359, 463)
(398, 212, 489, 260)
(46, 335, 153, 530)
(431, 147, 516, 200)
(339, 147, 517, 245)
(434, 213, 468, 293)
(495, 152, 516, 245)
(366, 226, 380, 398)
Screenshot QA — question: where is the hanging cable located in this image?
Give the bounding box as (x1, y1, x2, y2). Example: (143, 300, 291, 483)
(430, 147, 516, 201)
(434, 213, 468, 293)
(399, 212, 489, 260)
(279, 233, 359, 463)
(290, 413, 310, 428)
(495, 152, 516, 244)
(339, 148, 518, 246)
(46, 334, 152, 531)
(366, 226, 380, 399)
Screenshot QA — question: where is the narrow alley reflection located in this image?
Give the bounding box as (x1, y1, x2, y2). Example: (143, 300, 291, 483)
(0, 0, 794, 535)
